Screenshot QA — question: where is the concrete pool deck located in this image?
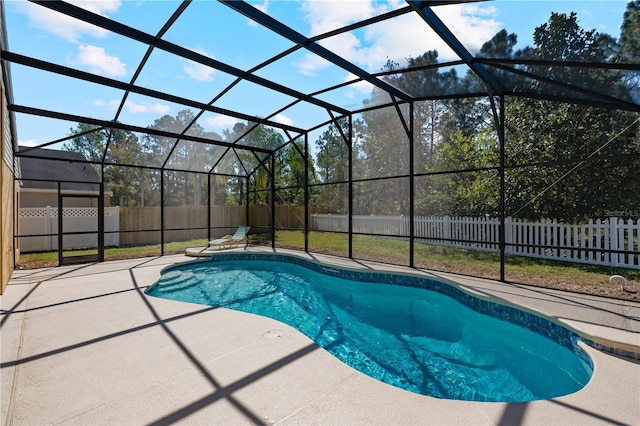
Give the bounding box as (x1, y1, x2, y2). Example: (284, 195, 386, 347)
(2, 247, 639, 425)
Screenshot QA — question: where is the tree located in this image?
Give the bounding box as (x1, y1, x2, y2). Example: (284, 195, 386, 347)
(63, 123, 106, 162)
(526, 12, 627, 98)
(504, 12, 640, 221)
(410, 9, 640, 221)
(418, 130, 500, 216)
(314, 120, 350, 212)
(619, 1, 640, 63)
(275, 139, 316, 206)
(65, 110, 237, 207)
(139, 109, 227, 206)
(620, 1, 640, 103)
(379, 53, 462, 170)
(64, 123, 144, 206)
(354, 101, 411, 215)
(224, 120, 290, 206)
(103, 127, 144, 206)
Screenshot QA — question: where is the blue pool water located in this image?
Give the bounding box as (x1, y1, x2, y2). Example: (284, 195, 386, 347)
(146, 254, 593, 402)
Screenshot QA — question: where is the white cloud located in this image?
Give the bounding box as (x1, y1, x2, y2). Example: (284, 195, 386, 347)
(344, 73, 374, 94)
(93, 98, 120, 110)
(295, 54, 334, 77)
(184, 48, 216, 82)
(294, 0, 392, 75)
(362, 4, 501, 66)
(436, 5, 501, 54)
(18, 139, 38, 147)
(247, 1, 269, 27)
(70, 45, 126, 77)
(272, 113, 293, 127)
(205, 114, 238, 129)
(296, 1, 502, 74)
(18, 1, 121, 43)
(301, 0, 389, 37)
(69, 1, 121, 15)
(93, 98, 170, 114)
(184, 61, 215, 81)
(125, 100, 170, 114)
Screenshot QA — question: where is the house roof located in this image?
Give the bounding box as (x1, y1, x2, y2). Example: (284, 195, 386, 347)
(17, 147, 110, 194)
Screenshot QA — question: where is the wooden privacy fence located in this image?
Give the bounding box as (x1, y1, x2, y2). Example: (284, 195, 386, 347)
(119, 204, 332, 245)
(119, 205, 246, 246)
(312, 214, 640, 269)
(249, 205, 334, 231)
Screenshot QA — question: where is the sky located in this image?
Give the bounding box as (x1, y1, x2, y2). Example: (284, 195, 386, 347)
(4, 0, 631, 149)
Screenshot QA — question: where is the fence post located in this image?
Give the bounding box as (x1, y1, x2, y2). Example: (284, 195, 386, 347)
(609, 217, 618, 267)
(47, 205, 54, 251)
(631, 219, 639, 267)
(591, 219, 598, 263)
(443, 216, 451, 246)
(571, 224, 582, 260)
(504, 217, 512, 255)
(552, 219, 556, 257)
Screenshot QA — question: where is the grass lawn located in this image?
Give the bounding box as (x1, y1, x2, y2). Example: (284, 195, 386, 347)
(274, 231, 640, 301)
(17, 231, 639, 301)
(17, 239, 208, 268)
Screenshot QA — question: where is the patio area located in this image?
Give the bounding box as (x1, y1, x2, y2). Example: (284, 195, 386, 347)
(2, 248, 639, 425)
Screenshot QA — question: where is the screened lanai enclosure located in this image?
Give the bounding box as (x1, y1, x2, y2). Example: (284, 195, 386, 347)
(3, 1, 640, 299)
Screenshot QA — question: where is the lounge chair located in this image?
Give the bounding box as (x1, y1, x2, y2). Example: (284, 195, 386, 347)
(207, 226, 250, 249)
(207, 235, 233, 249)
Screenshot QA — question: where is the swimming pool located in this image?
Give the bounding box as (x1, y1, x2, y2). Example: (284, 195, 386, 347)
(146, 253, 593, 402)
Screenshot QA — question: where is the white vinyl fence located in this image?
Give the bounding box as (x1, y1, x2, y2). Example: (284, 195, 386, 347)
(313, 214, 640, 269)
(19, 207, 120, 252)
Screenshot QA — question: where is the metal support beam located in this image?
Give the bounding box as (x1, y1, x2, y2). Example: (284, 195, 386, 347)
(348, 114, 353, 259)
(409, 101, 415, 268)
(270, 154, 276, 250)
(391, 98, 412, 140)
(28, 1, 351, 117)
(304, 133, 309, 253)
(2, 51, 306, 134)
(113, 0, 191, 123)
(160, 172, 165, 256)
(245, 176, 250, 235)
(57, 182, 62, 266)
(408, 1, 503, 95)
(207, 174, 212, 242)
(9, 104, 273, 156)
(98, 182, 105, 262)
(327, 110, 351, 149)
(220, 0, 413, 103)
(490, 95, 506, 282)
(482, 61, 640, 113)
